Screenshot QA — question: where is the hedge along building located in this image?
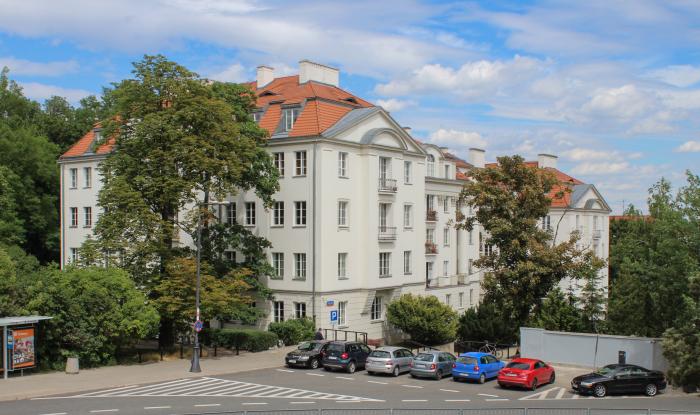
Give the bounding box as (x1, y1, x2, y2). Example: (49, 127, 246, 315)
(58, 60, 610, 343)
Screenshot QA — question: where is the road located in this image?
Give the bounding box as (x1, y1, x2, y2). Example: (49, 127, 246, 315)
(2, 365, 698, 415)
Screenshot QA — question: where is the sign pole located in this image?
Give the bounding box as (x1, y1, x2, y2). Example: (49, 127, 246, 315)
(190, 204, 202, 373)
(2, 325, 7, 380)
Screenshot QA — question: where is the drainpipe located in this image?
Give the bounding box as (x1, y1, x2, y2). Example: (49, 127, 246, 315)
(312, 142, 318, 324)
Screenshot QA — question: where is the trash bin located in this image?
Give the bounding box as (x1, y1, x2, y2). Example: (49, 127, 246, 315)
(65, 357, 79, 374)
(618, 350, 626, 364)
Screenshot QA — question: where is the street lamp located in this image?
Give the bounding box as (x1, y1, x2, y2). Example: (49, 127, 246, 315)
(190, 205, 203, 373)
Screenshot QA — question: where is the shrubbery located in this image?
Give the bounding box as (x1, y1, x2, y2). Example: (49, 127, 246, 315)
(387, 294, 458, 345)
(209, 328, 278, 354)
(268, 318, 315, 346)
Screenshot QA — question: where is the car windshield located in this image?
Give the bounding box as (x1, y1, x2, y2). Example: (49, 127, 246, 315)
(370, 350, 391, 358)
(457, 357, 477, 365)
(328, 343, 346, 352)
(415, 353, 435, 362)
(297, 342, 321, 351)
(594, 365, 618, 376)
(506, 362, 531, 370)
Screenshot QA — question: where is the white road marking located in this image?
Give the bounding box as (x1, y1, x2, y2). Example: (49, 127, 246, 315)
(39, 413, 67, 415)
(242, 402, 268, 405)
(401, 384, 423, 388)
(336, 376, 354, 380)
(276, 369, 295, 373)
(144, 407, 171, 410)
(307, 373, 325, 377)
(368, 380, 387, 384)
(193, 404, 221, 407)
(478, 393, 499, 397)
(555, 387, 567, 399)
(440, 389, 459, 393)
(336, 400, 362, 403)
(90, 410, 119, 413)
(402, 399, 428, 402)
(290, 402, 316, 404)
(572, 393, 580, 399)
(445, 399, 471, 402)
(485, 398, 509, 401)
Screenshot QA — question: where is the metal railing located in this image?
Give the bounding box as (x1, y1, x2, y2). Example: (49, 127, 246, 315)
(425, 242, 438, 254)
(322, 328, 368, 344)
(185, 408, 700, 415)
(378, 226, 397, 241)
(426, 209, 438, 221)
(378, 178, 398, 192)
(454, 340, 519, 360)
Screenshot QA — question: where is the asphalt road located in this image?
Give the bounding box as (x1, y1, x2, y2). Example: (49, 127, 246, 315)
(2, 365, 698, 415)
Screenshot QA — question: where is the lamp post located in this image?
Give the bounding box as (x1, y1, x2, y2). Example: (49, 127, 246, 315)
(190, 205, 203, 373)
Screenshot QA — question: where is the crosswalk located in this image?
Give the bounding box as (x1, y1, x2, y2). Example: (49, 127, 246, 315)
(520, 386, 649, 401)
(69, 377, 379, 402)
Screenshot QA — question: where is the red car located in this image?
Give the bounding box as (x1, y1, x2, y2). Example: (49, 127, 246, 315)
(497, 358, 555, 391)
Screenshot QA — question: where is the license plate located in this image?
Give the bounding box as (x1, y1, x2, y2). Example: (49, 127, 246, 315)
(288, 360, 296, 364)
(329, 356, 337, 360)
(506, 373, 517, 377)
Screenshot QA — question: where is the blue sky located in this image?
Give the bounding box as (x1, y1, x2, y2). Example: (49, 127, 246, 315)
(1, 0, 699, 212)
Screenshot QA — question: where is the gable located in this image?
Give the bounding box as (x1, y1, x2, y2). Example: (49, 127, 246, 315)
(325, 109, 424, 153)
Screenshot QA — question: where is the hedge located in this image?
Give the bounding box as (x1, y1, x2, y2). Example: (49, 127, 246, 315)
(209, 328, 279, 354)
(268, 318, 315, 346)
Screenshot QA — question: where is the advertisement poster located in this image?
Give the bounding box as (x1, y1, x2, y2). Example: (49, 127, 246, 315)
(12, 328, 35, 369)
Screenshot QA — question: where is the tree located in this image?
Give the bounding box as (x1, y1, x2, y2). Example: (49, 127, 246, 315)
(0, 166, 24, 247)
(458, 302, 516, 344)
(386, 294, 458, 345)
(91, 55, 279, 346)
(38, 95, 111, 152)
(662, 273, 700, 389)
(456, 155, 605, 334)
(528, 287, 584, 333)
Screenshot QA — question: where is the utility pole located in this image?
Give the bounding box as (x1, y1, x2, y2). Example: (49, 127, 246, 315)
(190, 204, 202, 373)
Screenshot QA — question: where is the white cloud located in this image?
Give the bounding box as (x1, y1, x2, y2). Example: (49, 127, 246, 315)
(647, 65, 700, 88)
(571, 162, 630, 175)
(0, 56, 78, 76)
(581, 84, 654, 120)
(562, 148, 616, 161)
(207, 62, 248, 82)
(19, 82, 93, 104)
(676, 141, 700, 152)
(428, 129, 486, 149)
(376, 98, 416, 112)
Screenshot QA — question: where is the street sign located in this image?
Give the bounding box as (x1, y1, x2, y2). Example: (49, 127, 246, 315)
(326, 300, 334, 306)
(193, 320, 203, 333)
(330, 309, 338, 324)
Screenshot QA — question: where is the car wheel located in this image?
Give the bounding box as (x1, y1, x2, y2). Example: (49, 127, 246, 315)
(347, 361, 356, 374)
(499, 382, 507, 389)
(368, 371, 375, 376)
(479, 373, 486, 384)
(411, 373, 417, 378)
(324, 366, 332, 372)
(531, 378, 538, 391)
(309, 358, 319, 370)
(593, 384, 607, 398)
(393, 366, 400, 377)
(549, 372, 555, 384)
(644, 383, 658, 397)
(435, 370, 443, 380)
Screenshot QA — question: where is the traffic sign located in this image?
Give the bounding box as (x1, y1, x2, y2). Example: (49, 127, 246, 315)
(330, 309, 338, 324)
(193, 320, 203, 333)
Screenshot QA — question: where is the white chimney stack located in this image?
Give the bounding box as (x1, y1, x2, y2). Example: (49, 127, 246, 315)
(537, 153, 558, 169)
(299, 60, 339, 87)
(469, 148, 485, 168)
(256, 65, 274, 88)
(403, 126, 412, 136)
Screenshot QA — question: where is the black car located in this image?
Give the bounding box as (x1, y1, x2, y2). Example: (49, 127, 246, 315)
(285, 340, 329, 369)
(321, 341, 372, 373)
(571, 364, 667, 397)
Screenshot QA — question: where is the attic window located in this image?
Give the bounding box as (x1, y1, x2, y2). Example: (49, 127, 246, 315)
(282, 107, 301, 131)
(252, 112, 262, 123)
(344, 97, 358, 104)
(259, 90, 276, 97)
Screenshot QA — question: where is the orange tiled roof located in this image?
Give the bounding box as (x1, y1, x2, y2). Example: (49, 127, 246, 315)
(60, 125, 115, 159)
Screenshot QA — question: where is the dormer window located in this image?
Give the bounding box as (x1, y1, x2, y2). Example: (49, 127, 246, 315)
(252, 112, 262, 123)
(283, 107, 301, 132)
(344, 97, 358, 104)
(427, 155, 435, 177)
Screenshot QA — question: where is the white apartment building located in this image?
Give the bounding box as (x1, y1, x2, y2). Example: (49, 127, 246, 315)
(58, 60, 610, 342)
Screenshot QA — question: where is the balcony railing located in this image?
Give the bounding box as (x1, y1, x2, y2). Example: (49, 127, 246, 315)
(378, 226, 397, 241)
(426, 209, 437, 222)
(426, 276, 436, 288)
(592, 229, 602, 239)
(425, 241, 438, 254)
(378, 178, 398, 192)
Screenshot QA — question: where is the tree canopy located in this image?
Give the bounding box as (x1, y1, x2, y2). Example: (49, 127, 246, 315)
(386, 294, 459, 345)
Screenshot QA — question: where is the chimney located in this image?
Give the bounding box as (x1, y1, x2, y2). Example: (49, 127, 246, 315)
(469, 148, 485, 168)
(403, 126, 412, 136)
(299, 60, 339, 87)
(537, 153, 558, 169)
(256, 65, 274, 88)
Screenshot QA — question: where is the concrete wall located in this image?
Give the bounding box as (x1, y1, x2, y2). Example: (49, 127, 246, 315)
(520, 327, 669, 371)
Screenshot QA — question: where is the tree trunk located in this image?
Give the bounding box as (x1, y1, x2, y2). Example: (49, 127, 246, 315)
(158, 316, 175, 349)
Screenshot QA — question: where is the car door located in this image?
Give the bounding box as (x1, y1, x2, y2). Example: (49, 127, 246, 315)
(479, 356, 490, 376)
(445, 353, 456, 375)
(611, 367, 634, 393)
(486, 355, 499, 378)
(358, 344, 371, 367)
(533, 360, 547, 383)
(628, 366, 649, 393)
(398, 349, 410, 372)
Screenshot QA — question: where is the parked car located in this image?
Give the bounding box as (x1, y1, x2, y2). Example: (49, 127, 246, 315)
(284, 340, 329, 369)
(452, 352, 505, 383)
(497, 358, 555, 390)
(366, 346, 414, 376)
(322, 341, 372, 373)
(410, 351, 456, 380)
(571, 364, 667, 398)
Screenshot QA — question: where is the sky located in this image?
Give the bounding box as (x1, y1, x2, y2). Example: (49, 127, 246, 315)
(0, 0, 699, 213)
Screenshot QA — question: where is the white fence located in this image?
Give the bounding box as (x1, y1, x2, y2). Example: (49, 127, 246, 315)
(520, 327, 669, 371)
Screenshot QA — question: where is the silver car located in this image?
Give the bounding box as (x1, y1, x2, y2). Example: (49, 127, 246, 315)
(366, 347, 414, 376)
(410, 351, 456, 380)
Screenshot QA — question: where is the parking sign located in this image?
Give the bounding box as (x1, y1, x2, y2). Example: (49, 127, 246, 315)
(330, 309, 338, 324)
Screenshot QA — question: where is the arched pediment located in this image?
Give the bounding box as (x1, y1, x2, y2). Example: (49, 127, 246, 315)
(361, 128, 408, 150)
(584, 198, 604, 210)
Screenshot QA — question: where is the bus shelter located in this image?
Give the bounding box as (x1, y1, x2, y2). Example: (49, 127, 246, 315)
(1, 316, 52, 379)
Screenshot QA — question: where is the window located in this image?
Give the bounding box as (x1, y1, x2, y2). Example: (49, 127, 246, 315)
(226, 203, 236, 225)
(403, 204, 413, 228)
(443, 197, 449, 213)
(444, 164, 450, 179)
(273, 301, 284, 322)
(403, 250, 412, 275)
(295, 151, 307, 176)
(541, 215, 551, 231)
(70, 207, 78, 227)
(84, 167, 92, 188)
(469, 289, 474, 306)
(468, 230, 473, 245)
(426, 262, 434, 279)
(294, 253, 307, 280)
(445, 294, 451, 306)
(593, 216, 598, 230)
(459, 292, 464, 308)
(426, 228, 434, 243)
(427, 155, 435, 176)
(70, 248, 78, 263)
(273, 201, 284, 226)
(371, 296, 382, 320)
(379, 252, 391, 277)
(272, 253, 284, 279)
(225, 251, 236, 263)
(69, 168, 78, 189)
(294, 201, 307, 226)
(338, 152, 348, 177)
(379, 157, 391, 179)
(273, 152, 285, 176)
(379, 203, 390, 230)
(338, 301, 347, 325)
(576, 215, 580, 230)
(294, 302, 307, 319)
(443, 260, 449, 276)
(404, 161, 412, 184)
(338, 201, 348, 227)
(468, 259, 473, 275)
(245, 202, 256, 226)
(443, 227, 450, 246)
(252, 111, 262, 123)
(283, 107, 300, 131)
(84, 207, 92, 227)
(338, 253, 347, 279)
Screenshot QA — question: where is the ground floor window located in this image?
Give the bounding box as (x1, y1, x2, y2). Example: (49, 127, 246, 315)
(273, 301, 284, 322)
(294, 302, 306, 319)
(371, 296, 382, 320)
(338, 301, 347, 325)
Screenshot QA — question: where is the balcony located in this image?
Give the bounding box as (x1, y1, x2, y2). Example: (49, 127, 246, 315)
(425, 242, 438, 255)
(378, 178, 398, 193)
(592, 229, 602, 240)
(426, 277, 436, 288)
(426, 209, 438, 222)
(378, 226, 397, 241)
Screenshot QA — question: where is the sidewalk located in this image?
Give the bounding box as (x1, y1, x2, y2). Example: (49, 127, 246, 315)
(0, 345, 297, 402)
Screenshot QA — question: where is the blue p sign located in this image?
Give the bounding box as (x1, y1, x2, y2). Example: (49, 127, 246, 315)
(330, 310, 338, 323)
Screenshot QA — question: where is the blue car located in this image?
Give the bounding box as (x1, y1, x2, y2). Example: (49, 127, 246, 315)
(452, 352, 505, 383)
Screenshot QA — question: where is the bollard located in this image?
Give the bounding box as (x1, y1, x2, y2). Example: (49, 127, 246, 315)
(65, 357, 79, 374)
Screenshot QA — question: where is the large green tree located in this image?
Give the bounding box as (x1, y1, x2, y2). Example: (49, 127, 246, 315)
(90, 55, 279, 346)
(662, 272, 700, 389)
(386, 294, 458, 345)
(457, 155, 605, 335)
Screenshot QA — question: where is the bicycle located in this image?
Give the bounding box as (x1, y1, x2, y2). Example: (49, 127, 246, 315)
(478, 341, 503, 359)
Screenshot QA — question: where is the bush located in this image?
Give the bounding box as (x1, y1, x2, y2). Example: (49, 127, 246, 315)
(210, 328, 278, 353)
(386, 294, 458, 345)
(246, 330, 279, 352)
(268, 318, 315, 346)
(458, 302, 516, 344)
